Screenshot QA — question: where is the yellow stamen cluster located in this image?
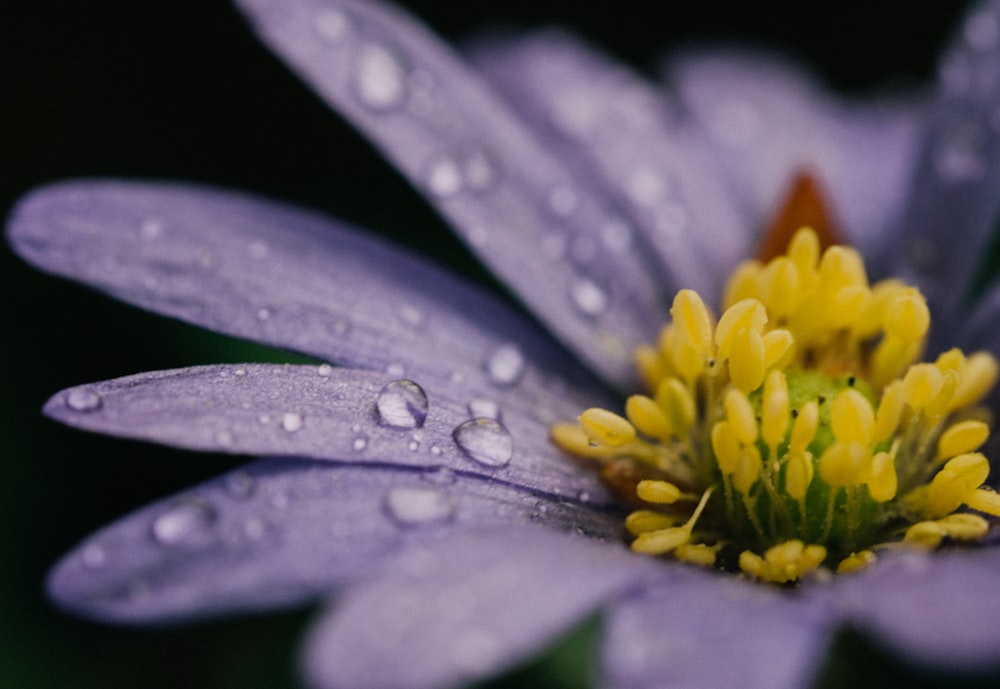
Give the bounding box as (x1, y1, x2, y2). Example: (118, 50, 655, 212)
(553, 226, 1000, 584)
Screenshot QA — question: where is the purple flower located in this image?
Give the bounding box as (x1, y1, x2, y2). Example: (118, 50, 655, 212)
(8, 0, 1000, 687)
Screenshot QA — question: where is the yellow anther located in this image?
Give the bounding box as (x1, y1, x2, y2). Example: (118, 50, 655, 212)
(631, 526, 692, 555)
(926, 370, 957, 417)
(965, 488, 1000, 517)
(674, 542, 718, 567)
(904, 521, 946, 548)
(884, 288, 930, 343)
(866, 451, 897, 502)
(819, 245, 867, 289)
(671, 289, 715, 354)
(854, 279, 905, 339)
(715, 299, 767, 361)
(739, 540, 826, 583)
(950, 351, 1000, 409)
(656, 378, 696, 440)
(785, 450, 814, 501)
(624, 510, 680, 535)
(788, 226, 820, 273)
(926, 453, 991, 517)
(724, 388, 758, 445)
(550, 422, 605, 459)
(660, 325, 704, 383)
(723, 260, 763, 309)
(937, 420, 990, 461)
(819, 441, 870, 488)
(763, 329, 794, 368)
(761, 370, 790, 448)
(937, 513, 990, 540)
(636, 480, 683, 504)
(903, 363, 944, 410)
(789, 400, 819, 454)
(733, 446, 763, 494)
(729, 327, 766, 393)
(874, 381, 905, 442)
(579, 408, 636, 447)
(871, 336, 922, 389)
(633, 344, 664, 392)
(837, 550, 877, 574)
(826, 285, 870, 330)
(711, 421, 742, 474)
(762, 257, 800, 317)
(625, 395, 673, 441)
(830, 388, 875, 446)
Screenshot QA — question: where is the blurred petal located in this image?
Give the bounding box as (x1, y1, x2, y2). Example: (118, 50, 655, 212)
(603, 573, 832, 689)
(667, 49, 926, 261)
(468, 31, 749, 302)
(8, 180, 614, 419)
(236, 0, 669, 387)
(301, 526, 658, 689)
(48, 459, 621, 624)
(828, 548, 1000, 667)
(45, 363, 615, 503)
(884, 0, 1000, 330)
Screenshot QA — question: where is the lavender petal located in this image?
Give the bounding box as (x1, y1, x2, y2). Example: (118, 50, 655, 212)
(8, 180, 614, 419)
(48, 459, 621, 624)
(301, 526, 660, 689)
(235, 0, 668, 388)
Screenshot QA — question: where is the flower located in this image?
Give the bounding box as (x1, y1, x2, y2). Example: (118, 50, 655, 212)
(8, 1, 1000, 688)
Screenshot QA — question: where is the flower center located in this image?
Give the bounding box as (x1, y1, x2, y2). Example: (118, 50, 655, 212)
(553, 178, 1000, 584)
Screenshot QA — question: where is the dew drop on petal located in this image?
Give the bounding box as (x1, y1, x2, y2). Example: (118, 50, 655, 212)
(425, 155, 463, 197)
(352, 435, 369, 451)
(453, 418, 513, 467)
(281, 412, 304, 432)
(257, 307, 272, 321)
(467, 397, 501, 420)
(384, 486, 456, 525)
(376, 379, 429, 429)
(317, 363, 334, 377)
(483, 343, 525, 387)
(353, 43, 407, 110)
(570, 277, 608, 317)
(65, 388, 102, 412)
(151, 502, 218, 546)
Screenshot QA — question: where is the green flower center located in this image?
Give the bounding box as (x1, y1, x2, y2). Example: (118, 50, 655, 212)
(553, 224, 1000, 584)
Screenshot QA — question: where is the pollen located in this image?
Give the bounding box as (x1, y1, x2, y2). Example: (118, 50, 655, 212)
(553, 216, 999, 584)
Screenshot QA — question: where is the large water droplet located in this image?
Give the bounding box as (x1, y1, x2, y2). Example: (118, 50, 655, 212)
(570, 278, 608, 317)
(453, 418, 513, 467)
(281, 412, 304, 432)
(354, 43, 407, 110)
(483, 344, 525, 387)
(65, 388, 102, 412)
(151, 501, 218, 546)
(384, 486, 456, 525)
(376, 379, 429, 429)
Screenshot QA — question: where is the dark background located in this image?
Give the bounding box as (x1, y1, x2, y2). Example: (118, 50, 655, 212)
(3, 1, 994, 687)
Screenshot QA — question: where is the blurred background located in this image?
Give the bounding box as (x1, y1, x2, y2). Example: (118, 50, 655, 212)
(3, 1, 997, 687)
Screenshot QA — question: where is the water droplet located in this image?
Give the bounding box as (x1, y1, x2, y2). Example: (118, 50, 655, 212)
(627, 167, 665, 207)
(224, 471, 255, 499)
(376, 379, 429, 429)
(353, 435, 369, 451)
(257, 307, 272, 321)
(570, 278, 608, 317)
(281, 412, 304, 432)
(467, 397, 501, 420)
(65, 388, 102, 412)
(234, 367, 247, 377)
(408, 439, 420, 452)
(453, 418, 513, 467)
(577, 490, 592, 503)
(81, 544, 106, 568)
(317, 363, 334, 377)
(422, 465, 456, 484)
(384, 486, 456, 525)
(429, 444, 443, 456)
(314, 7, 350, 42)
(151, 501, 218, 546)
(425, 156, 463, 197)
(353, 43, 407, 110)
(483, 344, 525, 387)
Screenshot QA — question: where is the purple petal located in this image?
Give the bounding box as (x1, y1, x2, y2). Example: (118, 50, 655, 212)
(667, 49, 926, 261)
(235, 0, 669, 387)
(468, 31, 750, 303)
(301, 526, 659, 689)
(45, 363, 615, 504)
(8, 179, 614, 419)
(48, 459, 621, 624)
(827, 547, 1000, 667)
(883, 0, 1000, 330)
(603, 573, 833, 689)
